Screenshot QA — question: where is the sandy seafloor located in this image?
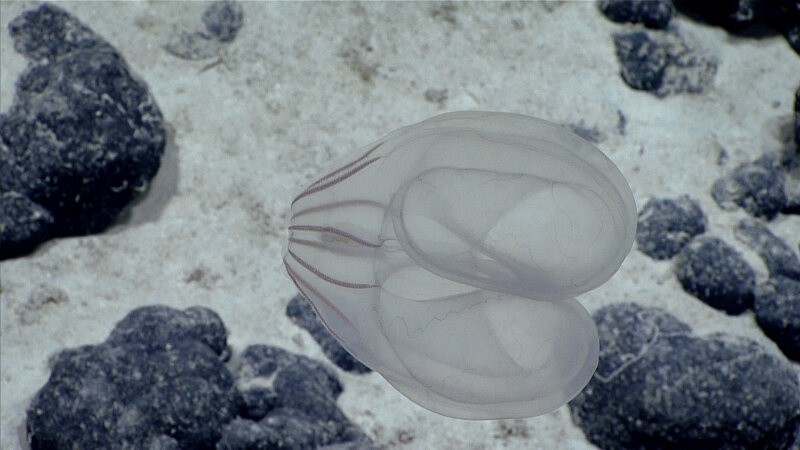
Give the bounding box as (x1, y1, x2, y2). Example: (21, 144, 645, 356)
(1, 1, 799, 449)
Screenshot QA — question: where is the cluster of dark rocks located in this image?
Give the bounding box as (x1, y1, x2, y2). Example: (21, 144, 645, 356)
(574, 3, 800, 449)
(635, 153, 800, 361)
(7, 2, 800, 449)
(27, 305, 377, 450)
(603, 0, 799, 98)
(581, 188, 800, 449)
(3, 4, 375, 449)
(629, 142, 800, 449)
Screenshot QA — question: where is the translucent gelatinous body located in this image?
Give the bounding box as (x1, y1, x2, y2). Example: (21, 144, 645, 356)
(284, 111, 636, 419)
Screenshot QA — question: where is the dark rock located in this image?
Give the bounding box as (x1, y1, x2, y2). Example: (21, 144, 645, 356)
(107, 305, 230, 358)
(613, 30, 717, 97)
(675, 0, 796, 31)
(26, 304, 374, 449)
(675, 0, 800, 57)
(712, 154, 787, 219)
(675, 0, 769, 29)
(755, 276, 800, 361)
(217, 414, 375, 450)
(8, 3, 112, 60)
(238, 344, 298, 378)
(0, 192, 55, 258)
(795, 85, 800, 148)
(316, 441, 382, 450)
(221, 344, 373, 450)
(318, 442, 380, 450)
(786, 21, 800, 56)
(143, 435, 180, 450)
(1, 4, 166, 259)
(613, 31, 666, 92)
(286, 295, 371, 374)
(217, 418, 279, 450)
(735, 218, 800, 280)
(782, 144, 800, 214)
(636, 195, 706, 260)
(238, 345, 343, 419)
(598, 0, 675, 29)
(273, 358, 344, 422)
(26, 305, 239, 450)
(202, 1, 244, 42)
(673, 236, 755, 314)
(165, 1, 243, 60)
(239, 387, 279, 420)
(786, 179, 800, 215)
(569, 303, 800, 450)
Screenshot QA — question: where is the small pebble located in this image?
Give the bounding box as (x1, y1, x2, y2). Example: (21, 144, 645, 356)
(613, 30, 717, 97)
(795, 85, 800, 148)
(755, 276, 800, 361)
(286, 295, 371, 374)
(598, 0, 674, 29)
(673, 236, 755, 314)
(734, 218, 800, 281)
(636, 195, 706, 260)
(202, 1, 244, 42)
(711, 154, 787, 220)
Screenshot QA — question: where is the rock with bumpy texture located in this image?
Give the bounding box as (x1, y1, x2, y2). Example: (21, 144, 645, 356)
(26, 306, 239, 450)
(1, 4, 165, 259)
(570, 302, 800, 450)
